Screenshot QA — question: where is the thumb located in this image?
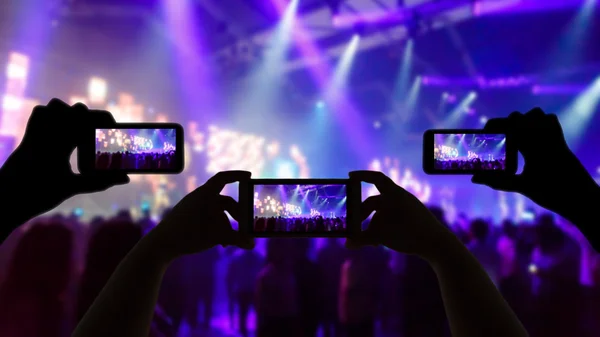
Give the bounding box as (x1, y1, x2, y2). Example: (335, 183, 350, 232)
(73, 173, 130, 194)
(471, 173, 522, 193)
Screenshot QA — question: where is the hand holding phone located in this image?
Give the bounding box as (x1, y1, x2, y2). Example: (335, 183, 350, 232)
(149, 171, 254, 258)
(78, 123, 185, 174)
(0, 99, 129, 242)
(422, 129, 518, 175)
(346, 171, 456, 258)
(470, 109, 600, 253)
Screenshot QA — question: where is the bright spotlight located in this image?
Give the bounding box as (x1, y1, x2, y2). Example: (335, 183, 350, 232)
(88, 77, 107, 104)
(352, 34, 361, 40)
(316, 100, 325, 108)
(469, 91, 477, 98)
(373, 120, 382, 129)
(479, 116, 488, 125)
(442, 92, 449, 98)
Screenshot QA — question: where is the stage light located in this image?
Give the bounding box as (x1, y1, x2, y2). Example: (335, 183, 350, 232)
(373, 120, 381, 129)
(528, 263, 538, 274)
(88, 77, 107, 104)
(6, 63, 27, 79)
(2, 95, 22, 111)
(6, 52, 28, 80)
(316, 100, 325, 108)
(480, 116, 488, 125)
(469, 91, 477, 98)
(442, 92, 449, 98)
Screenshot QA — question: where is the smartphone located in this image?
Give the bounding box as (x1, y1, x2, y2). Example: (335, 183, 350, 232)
(238, 179, 361, 237)
(422, 129, 517, 175)
(78, 123, 185, 174)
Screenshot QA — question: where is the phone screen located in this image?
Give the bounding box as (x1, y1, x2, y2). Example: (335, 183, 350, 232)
(95, 128, 178, 171)
(433, 133, 507, 171)
(252, 183, 347, 233)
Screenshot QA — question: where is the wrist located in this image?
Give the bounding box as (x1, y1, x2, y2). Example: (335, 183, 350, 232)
(564, 185, 600, 251)
(139, 228, 179, 266)
(420, 229, 465, 265)
(564, 184, 599, 223)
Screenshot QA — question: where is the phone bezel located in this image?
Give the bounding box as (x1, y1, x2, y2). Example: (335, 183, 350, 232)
(77, 122, 185, 174)
(239, 178, 361, 238)
(422, 129, 518, 175)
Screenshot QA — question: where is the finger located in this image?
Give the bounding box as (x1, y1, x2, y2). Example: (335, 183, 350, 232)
(525, 107, 545, 118)
(219, 195, 241, 221)
(546, 114, 568, 146)
(72, 173, 130, 194)
(361, 195, 382, 222)
(482, 117, 508, 133)
(506, 111, 525, 130)
(204, 171, 252, 194)
(349, 171, 396, 195)
(47, 98, 70, 109)
(71, 102, 89, 111)
(471, 173, 522, 193)
(88, 109, 118, 125)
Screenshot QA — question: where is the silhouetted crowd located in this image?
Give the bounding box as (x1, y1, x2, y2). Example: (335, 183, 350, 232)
(95, 151, 176, 170)
(253, 216, 346, 232)
(434, 158, 506, 170)
(1, 208, 598, 337)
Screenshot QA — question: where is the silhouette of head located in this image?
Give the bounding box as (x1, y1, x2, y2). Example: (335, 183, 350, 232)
(2, 221, 73, 295)
(536, 214, 565, 254)
(470, 218, 489, 242)
(266, 238, 290, 266)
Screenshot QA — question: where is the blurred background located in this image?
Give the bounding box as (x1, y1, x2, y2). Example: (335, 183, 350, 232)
(0, 0, 599, 336)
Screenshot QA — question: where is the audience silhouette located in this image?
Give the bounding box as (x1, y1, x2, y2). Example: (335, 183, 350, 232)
(0, 221, 73, 337)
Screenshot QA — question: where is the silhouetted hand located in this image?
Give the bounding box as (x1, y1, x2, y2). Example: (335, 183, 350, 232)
(472, 108, 599, 224)
(346, 170, 455, 259)
(148, 171, 255, 260)
(0, 99, 129, 240)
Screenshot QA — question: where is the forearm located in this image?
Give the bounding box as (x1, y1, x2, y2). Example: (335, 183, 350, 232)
(564, 185, 600, 252)
(426, 235, 528, 337)
(72, 230, 172, 337)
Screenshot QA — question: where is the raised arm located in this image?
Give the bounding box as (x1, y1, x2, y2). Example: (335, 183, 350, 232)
(347, 170, 528, 337)
(72, 171, 254, 337)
